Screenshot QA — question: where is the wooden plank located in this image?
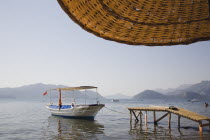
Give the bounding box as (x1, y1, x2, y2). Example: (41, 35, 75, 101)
(167, 107, 210, 122)
(128, 107, 168, 112)
(209, 0, 210, 16)
(155, 112, 169, 123)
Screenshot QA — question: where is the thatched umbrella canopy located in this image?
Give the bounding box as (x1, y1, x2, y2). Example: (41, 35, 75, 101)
(57, 0, 210, 46)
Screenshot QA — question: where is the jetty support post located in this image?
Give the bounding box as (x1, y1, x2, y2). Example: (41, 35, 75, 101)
(199, 121, 203, 133)
(140, 111, 142, 123)
(168, 113, 171, 128)
(145, 111, 148, 125)
(129, 110, 132, 129)
(199, 121, 210, 132)
(130, 109, 144, 123)
(132, 110, 139, 122)
(130, 110, 132, 123)
(178, 116, 181, 129)
(209, 120, 210, 131)
(153, 111, 156, 125)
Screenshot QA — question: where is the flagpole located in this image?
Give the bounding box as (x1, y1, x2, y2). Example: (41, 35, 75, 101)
(59, 89, 62, 110)
(50, 90, 52, 104)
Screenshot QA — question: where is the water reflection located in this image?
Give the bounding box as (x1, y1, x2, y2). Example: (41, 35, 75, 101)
(129, 122, 183, 139)
(46, 116, 104, 139)
(129, 121, 210, 140)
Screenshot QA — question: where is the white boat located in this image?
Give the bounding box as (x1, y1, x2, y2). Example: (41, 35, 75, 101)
(188, 99, 199, 102)
(111, 99, 119, 102)
(45, 86, 105, 120)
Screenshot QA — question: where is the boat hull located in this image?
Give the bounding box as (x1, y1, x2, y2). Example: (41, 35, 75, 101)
(46, 104, 104, 119)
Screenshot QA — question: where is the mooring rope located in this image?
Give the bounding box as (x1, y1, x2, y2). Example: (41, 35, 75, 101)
(104, 106, 128, 114)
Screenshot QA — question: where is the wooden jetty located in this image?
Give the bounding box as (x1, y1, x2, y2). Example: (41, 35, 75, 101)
(128, 106, 210, 133)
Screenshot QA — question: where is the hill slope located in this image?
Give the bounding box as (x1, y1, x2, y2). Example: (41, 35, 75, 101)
(0, 83, 105, 100)
(133, 90, 167, 99)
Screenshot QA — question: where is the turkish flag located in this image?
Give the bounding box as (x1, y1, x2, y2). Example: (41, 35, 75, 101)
(43, 91, 47, 96)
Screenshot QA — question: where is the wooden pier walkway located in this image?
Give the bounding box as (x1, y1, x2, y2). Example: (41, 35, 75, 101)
(128, 106, 210, 133)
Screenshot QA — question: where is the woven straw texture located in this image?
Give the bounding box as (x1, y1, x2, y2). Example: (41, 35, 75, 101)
(57, 0, 210, 46)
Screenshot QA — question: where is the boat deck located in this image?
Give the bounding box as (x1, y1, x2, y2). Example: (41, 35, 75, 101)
(128, 106, 210, 133)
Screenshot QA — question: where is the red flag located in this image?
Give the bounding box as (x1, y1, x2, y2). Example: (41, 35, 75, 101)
(43, 91, 47, 96)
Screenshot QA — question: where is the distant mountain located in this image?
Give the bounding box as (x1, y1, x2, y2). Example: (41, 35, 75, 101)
(105, 93, 132, 99)
(165, 81, 210, 97)
(153, 81, 210, 100)
(155, 84, 192, 94)
(0, 83, 105, 100)
(133, 81, 210, 100)
(0, 83, 66, 99)
(176, 91, 203, 99)
(185, 81, 210, 97)
(133, 90, 167, 99)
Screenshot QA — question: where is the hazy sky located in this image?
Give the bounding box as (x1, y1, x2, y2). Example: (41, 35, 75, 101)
(0, 0, 210, 96)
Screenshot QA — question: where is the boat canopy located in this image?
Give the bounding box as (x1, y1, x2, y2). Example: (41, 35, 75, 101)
(51, 86, 97, 91)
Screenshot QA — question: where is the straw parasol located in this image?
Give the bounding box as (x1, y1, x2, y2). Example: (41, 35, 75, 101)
(57, 0, 210, 46)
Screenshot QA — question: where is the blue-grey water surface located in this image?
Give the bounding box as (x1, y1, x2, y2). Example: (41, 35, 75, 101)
(0, 98, 210, 140)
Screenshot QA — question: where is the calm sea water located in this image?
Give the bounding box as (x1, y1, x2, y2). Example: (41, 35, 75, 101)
(0, 98, 210, 140)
